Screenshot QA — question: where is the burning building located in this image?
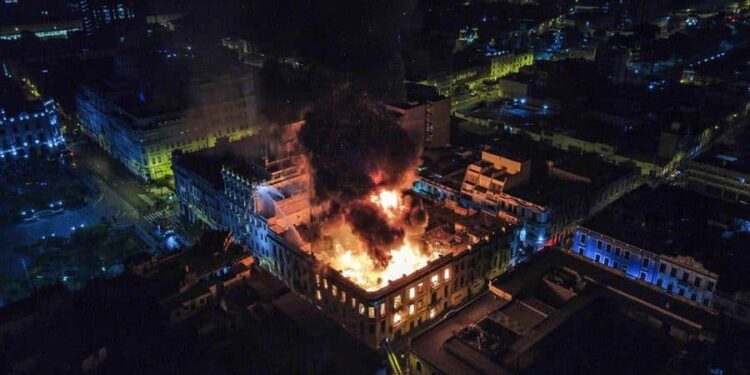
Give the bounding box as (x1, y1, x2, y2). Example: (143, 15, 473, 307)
(174, 91, 514, 348)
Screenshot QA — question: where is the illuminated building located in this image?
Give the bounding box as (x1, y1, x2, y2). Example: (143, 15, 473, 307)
(571, 185, 750, 310)
(172, 124, 515, 349)
(685, 129, 750, 204)
(490, 52, 534, 79)
(0, 77, 64, 161)
(421, 52, 534, 97)
(235, 184, 512, 349)
(76, 52, 259, 181)
(79, 0, 139, 36)
(173, 134, 277, 230)
(0, 20, 81, 41)
(416, 137, 640, 262)
(409, 248, 723, 375)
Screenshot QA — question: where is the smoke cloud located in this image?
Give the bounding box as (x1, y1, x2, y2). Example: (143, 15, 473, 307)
(344, 201, 405, 268)
(299, 86, 419, 202)
(299, 86, 422, 267)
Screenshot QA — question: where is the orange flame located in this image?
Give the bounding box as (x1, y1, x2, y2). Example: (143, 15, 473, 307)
(319, 189, 436, 291)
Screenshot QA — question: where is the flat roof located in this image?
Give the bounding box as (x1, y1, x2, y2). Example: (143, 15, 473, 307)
(412, 249, 722, 375)
(410, 293, 510, 375)
(173, 136, 269, 190)
(491, 249, 719, 328)
(505, 175, 589, 207)
(581, 184, 750, 293)
(419, 147, 476, 192)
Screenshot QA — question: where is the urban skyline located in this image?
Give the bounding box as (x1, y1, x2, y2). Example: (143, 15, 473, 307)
(1, 0, 749, 374)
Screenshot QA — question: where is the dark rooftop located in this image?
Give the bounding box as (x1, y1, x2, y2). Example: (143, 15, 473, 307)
(581, 184, 750, 293)
(505, 174, 590, 207)
(413, 249, 722, 375)
(0, 76, 41, 116)
(173, 136, 269, 190)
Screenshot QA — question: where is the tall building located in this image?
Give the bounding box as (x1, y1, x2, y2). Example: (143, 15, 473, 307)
(595, 45, 630, 84)
(387, 83, 451, 149)
(0, 76, 64, 162)
(79, 0, 140, 36)
(76, 51, 259, 181)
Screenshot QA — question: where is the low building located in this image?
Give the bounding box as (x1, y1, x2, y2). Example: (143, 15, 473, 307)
(571, 184, 750, 309)
(409, 248, 724, 375)
(129, 231, 254, 323)
(247, 195, 514, 349)
(491, 52, 534, 80)
(0, 76, 64, 161)
(0, 20, 81, 41)
(420, 52, 534, 97)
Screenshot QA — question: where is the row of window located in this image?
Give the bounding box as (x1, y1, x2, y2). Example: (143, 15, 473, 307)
(585, 234, 634, 261)
(314, 267, 452, 324)
(581, 231, 716, 298)
(656, 279, 711, 306)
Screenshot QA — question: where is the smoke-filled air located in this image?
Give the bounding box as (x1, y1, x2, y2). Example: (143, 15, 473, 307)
(299, 86, 433, 290)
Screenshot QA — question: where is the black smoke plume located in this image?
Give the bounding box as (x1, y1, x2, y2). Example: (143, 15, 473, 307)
(299, 86, 421, 267)
(344, 201, 405, 268)
(299, 86, 419, 203)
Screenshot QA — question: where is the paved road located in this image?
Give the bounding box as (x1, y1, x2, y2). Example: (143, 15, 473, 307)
(69, 139, 193, 252)
(70, 141, 153, 216)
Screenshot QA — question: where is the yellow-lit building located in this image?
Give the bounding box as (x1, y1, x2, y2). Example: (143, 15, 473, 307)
(490, 52, 534, 79)
(77, 56, 259, 181)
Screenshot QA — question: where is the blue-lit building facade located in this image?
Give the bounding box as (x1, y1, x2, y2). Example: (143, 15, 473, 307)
(0, 94, 64, 161)
(566, 184, 750, 309)
(571, 227, 718, 307)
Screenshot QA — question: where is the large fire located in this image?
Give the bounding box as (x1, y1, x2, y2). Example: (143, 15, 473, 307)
(317, 189, 437, 291)
(297, 88, 430, 291)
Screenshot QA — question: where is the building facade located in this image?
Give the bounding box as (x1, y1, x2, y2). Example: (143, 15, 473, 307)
(387, 84, 451, 149)
(77, 64, 259, 181)
(172, 126, 514, 349)
(79, 0, 139, 36)
(571, 227, 718, 306)
(566, 185, 750, 309)
(0, 77, 64, 161)
(417, 143, 641, 263)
